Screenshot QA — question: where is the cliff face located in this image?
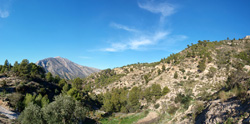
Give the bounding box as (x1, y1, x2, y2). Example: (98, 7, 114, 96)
(36, 56, 100, 80)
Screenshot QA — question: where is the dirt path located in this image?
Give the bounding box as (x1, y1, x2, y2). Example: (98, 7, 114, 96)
(0, 106, 18, 120)
(136, 111, 158, 124)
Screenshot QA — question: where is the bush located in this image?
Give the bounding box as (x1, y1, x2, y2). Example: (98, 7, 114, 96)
(154, 103, 160, 109)
(198, 58, 206, 72)
(162, 86, 170, 96)
(174, 93, 192, 109)
(158, 69, 161, 75)
(167, 104, 179, 115)
(219, 91, 228, 102)
(179, 68, 185, 73)
(151, 84, 162, 100)
(174, 71, 178, 79)
(42, 95, 87, 123)
(207, 67, 216, 78)
(144, 110, 149, 116)
(18, 103, 44, 124)
(7, 93, 24, 111)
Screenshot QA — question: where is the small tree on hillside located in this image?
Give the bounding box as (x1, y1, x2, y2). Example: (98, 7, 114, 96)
(174, 71, 178, 79)
(72, 77, 83, 90)
(46, 72, 53, 82)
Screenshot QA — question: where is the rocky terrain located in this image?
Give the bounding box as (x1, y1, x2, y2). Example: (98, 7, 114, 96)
(36, 56, 100, 80)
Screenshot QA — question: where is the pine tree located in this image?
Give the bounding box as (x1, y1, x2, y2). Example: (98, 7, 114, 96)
(35, 94, 43, 107)
(54, 75, 61, 84)
(58, 79, 67, 88)
(72, 77, 82, 90)
(46, 72, 53, 82)
(41, 95, 49, 107)
(13, 61, 19, 73)
(151, 84, 162, 99)
(23, 93, 35, 107)
(19, 59, 30, 77)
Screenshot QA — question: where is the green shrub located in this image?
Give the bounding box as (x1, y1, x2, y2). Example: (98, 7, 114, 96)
(198, 59, 206, 72)
(162, 65, 166, 71)
(18, 103, 44, 124)
(174, 93, 192, 109)
(174, 71, 178, 79)
(42, 95, 87, 124)
(179, 68, 185, 73)
(158, 69, 161, 75)
(207, 67, 217, 78)
(162, 86, 170, 96)
(154, 103, 160, 109)
(7, 93, 24, 111)
(167, 104, 179, 115)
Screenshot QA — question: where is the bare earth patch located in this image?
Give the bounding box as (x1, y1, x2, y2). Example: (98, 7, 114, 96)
(136, 111, 158, 124)
(0, 105, 18, 120)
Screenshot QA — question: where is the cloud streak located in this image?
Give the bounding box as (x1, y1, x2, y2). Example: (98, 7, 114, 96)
(102, 31, 169, 52)
(138, 0, 176, 23)
(110, 22, 139, 33)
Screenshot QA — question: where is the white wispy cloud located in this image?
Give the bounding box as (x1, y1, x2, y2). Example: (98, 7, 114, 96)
(110, 22, 139, 33)
(102, 31, 169, 52)
(138, 0, 176, 22)
(100, 0, 186, 52)
(0, 9, 9, 18)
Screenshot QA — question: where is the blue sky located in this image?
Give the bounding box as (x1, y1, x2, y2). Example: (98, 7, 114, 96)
(0, 0, 250, 69)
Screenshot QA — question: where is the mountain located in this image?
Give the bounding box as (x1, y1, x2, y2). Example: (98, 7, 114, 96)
(36, 56, 100, 80)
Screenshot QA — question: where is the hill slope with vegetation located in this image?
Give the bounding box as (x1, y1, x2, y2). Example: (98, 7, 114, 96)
(0, 59, 99, 123)
(81, 37, 250, 123)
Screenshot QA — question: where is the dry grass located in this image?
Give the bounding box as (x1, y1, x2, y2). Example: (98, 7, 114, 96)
(219, 91, 228, 102)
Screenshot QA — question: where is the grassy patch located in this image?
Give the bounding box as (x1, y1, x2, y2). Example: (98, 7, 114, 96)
(99, 112, 147, 124)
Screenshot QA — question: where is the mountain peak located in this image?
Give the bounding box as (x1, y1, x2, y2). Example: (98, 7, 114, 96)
(36, 57, 101, 79)
(54, 56, 63, 59)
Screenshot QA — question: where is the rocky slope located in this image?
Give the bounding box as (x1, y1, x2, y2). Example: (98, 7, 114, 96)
(36, 56, 100, 80)
(84, 37, 250, 123)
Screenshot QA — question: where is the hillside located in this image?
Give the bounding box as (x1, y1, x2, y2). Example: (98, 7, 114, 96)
(81, 37, 250, 123)
(0, 59, 96, 124)
(36, 56, 100, 80)
(1, 37, 250, 124)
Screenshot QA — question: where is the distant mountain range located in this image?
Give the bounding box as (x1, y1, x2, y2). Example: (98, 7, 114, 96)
(36, 56, 100, 80)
